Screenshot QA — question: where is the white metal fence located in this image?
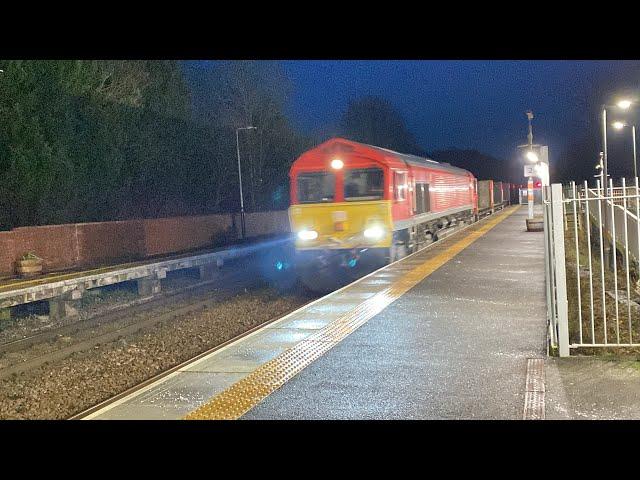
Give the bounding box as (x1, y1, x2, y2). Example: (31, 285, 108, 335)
(545, 178, 640, 356)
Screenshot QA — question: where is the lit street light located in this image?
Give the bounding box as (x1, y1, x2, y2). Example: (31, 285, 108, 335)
(517, 111, 548, 222)
(601, 98, 634, 196)
(236, 126, 258, 240)
(526, 151, 539, 163)
(600, 97, 633, 271)
(618, 99, 632, 110)
(612, 121, 638, 179)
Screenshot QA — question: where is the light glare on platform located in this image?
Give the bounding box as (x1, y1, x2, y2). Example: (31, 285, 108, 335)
(330, 158, 344, 170)
(526, 151, 539, 163)
(617, 99, 632, 110)
(298, 229, 318, 241)
(613, 121, 625, 130)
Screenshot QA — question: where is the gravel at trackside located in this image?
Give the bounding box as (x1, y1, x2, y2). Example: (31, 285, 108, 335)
(0, 273, 205, 346)
(0, 288, 309, 419)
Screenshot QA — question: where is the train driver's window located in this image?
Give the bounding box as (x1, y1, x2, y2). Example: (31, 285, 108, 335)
(344, 168, 384, 201)
(297, 172, 335, 203)
(394, 172, 407, 201)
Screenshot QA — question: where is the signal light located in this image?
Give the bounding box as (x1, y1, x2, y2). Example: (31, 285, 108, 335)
(535, 181, 542, 188)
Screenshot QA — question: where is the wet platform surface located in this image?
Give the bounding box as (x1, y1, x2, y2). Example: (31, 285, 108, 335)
(87, 206, 548, 420)
(243, 207, 547, 419)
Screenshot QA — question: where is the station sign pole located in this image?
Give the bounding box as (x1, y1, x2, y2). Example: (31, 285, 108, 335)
(524, 163, 536, 220)
(528, 176, 534, 219)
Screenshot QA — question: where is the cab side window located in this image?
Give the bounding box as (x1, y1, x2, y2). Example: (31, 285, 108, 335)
(394, 171, 407, 201)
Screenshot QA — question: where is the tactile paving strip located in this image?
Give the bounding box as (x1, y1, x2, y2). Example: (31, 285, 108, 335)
(523, 358, 545, 420)
(184, 207, 519, 420)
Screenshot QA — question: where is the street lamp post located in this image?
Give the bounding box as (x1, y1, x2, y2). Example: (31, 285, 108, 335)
(602, 106, 608, 195)
(634, 124, 637, 179)
(517, 111, 543, 220)
(612, 121, 638, 179)
(526, 111, 535, 219)
(600, 99, 633, 269)
(236, 126, 257, 240)
(602, 98, 634, 184)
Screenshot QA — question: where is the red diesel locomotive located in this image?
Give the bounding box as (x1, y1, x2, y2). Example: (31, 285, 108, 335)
(288, 138, 480, 291)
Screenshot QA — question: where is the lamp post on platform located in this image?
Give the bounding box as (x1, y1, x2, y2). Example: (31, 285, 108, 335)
(236, 126, 257, 240)
(600, 98, 633, 269)
(518, 111, 548, 230)
(612, 121, 637, 179)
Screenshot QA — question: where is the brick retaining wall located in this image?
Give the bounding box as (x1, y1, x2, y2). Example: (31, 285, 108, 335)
(0, 211, 289, 276)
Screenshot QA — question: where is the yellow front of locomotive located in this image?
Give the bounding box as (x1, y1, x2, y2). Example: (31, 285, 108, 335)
(289, 200, 393, 251)
(288, 142, 393, 251)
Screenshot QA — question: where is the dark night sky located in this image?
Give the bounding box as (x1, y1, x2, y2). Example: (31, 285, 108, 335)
(183, 60, 640, 170)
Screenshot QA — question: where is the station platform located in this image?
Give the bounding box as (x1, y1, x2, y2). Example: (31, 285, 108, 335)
(84, 206, 548, 420)
(0, 234, 289, 294)
(0, 235, 290, 316)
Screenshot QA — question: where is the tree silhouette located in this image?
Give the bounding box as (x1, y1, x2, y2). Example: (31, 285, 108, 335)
(339, 96, 425, 155)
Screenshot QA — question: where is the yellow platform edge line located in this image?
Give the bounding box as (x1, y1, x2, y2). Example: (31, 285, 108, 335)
(183, 206, 520, 420)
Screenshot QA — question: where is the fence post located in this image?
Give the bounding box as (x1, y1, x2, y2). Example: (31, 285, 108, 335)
(543, 186, 556, 348)
(551, 183, 570, 356)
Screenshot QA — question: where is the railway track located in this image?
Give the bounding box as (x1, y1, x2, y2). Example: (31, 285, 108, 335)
(69, 298, 310, 420)
(0, 265, 240, 354)
(0, 256, 272, 379)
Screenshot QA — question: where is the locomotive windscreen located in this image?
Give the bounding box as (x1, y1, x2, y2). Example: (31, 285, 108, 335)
(297, 172, 335, 203)
(344, 168, 384, 201)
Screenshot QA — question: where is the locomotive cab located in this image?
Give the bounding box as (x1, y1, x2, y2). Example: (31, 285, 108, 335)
(291, 166, 393, 251)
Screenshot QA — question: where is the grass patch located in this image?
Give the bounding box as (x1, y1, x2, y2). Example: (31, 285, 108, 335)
(564, 211, 640, 355)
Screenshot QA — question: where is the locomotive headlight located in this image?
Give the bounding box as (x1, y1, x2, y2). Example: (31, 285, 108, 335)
(330, 158, 344, 170)
(363, 225, 385, 240)
(298, 229, 318, 241)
